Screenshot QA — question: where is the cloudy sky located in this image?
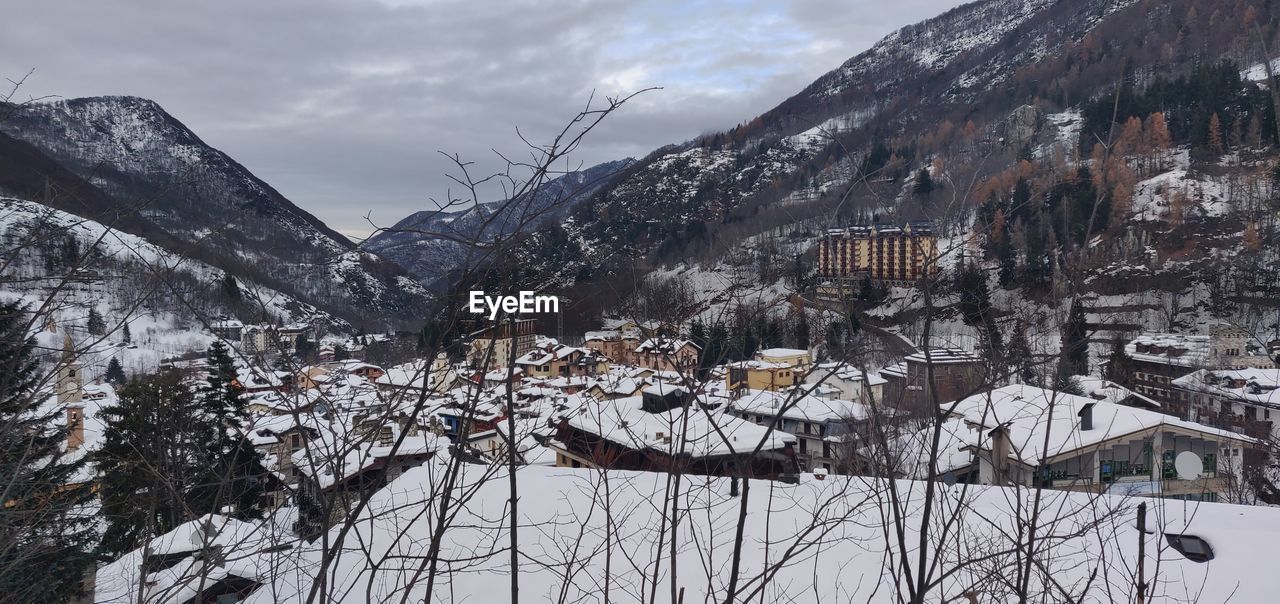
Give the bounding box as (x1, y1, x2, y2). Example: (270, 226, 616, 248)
(2, 0, 962, 238)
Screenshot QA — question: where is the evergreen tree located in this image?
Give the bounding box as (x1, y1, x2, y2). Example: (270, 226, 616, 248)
(221, 273, 242, 302)
(196, 341, 267, 520)
(913, 168, 934, 197)
(295, 333, 316, 361)
(96, 373, 209, 556)
(86, 307, 106, 336)
(1104, 333, 1133, 384)
(0, 303, 98, 601)
(121, 322, 131, 344)
(104, 357, 126, 384)
(1058, 303, 1090, 382)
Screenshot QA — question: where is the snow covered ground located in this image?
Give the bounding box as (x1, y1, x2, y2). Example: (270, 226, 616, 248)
(94, 459, 1280, 603)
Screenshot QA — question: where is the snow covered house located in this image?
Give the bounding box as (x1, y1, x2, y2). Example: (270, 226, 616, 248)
(725, 359, 797, 393)
(804, 361, 887, 404)
(945, 385, 1255, 501)
(633, 337, 700, 372)
(754, 347, 812, 370)
(1170, 367, 1280, 440)
(1121, 327, 1276, 415)
(126, 464, 1280, 604)
(548, 395, 799, 478)
(93, 514, 295, 604)
(514, 342, 607, 379)
(726, 389, 891, 473)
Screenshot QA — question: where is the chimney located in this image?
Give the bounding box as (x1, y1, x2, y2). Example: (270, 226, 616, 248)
(988, 425, 1010, 484)
(1078, 402, 1095, 432)
(66, 406, 85, 451)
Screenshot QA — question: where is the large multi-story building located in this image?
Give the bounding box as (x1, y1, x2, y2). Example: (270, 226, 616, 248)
(466, 318, 538, 370)
(817, 222, 939, 288)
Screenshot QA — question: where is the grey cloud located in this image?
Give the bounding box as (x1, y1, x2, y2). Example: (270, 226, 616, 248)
(1, 0, 963, 237)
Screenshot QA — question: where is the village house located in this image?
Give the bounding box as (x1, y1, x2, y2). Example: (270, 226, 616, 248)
(879, 348, 986, 415)
(514, 341, 608, 379)
(754, 347, 812, 371)
(238, 322, 312, 357)
(548, 395, 799, 479)
(944, 385, 1256, 502)
(584, 374, 646, 401)
(726, 389, 888, 472)
(1169, 368, 1280, 440)
(1119, 329, 1277, 415)
(633, 337, 700, 372)
(375, 353, 459, 398)
(726, 360, 797, 393)
(584, 329, 640, 364)
(804, 362, 888, 404)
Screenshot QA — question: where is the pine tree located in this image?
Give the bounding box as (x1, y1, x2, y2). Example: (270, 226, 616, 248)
(913, 167, 934, 197)
(0, 303, 98, 600)
(1058, 303, 1090, 383)
(104, 357, 126, 384)
(96, 372, 210, 556)
(221, 273, 242, 302)
(86, 307, 106, 336)
(121, 322, 131, 344)
(1104, 334, 1133, 383)
(196, 341, 266, 520)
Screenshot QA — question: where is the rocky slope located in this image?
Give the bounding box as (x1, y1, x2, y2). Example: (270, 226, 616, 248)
(0, 96, 427, 327)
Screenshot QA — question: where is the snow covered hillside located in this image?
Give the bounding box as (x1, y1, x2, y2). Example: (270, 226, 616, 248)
(0, 96, 429, 326)
(0, 197, 337, 376)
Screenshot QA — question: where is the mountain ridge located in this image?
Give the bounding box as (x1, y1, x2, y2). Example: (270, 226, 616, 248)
(0, 95, 427, 328)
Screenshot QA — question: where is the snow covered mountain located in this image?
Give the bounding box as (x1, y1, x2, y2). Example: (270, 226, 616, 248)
(364, 158, 634, 288)
(0, 196, 334, 375)
(0, 96, 428, 327)
(414, 0, 1279, 345)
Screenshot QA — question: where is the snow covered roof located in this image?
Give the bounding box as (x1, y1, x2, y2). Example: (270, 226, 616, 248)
(882, 418, 976, 477)
(564, 396, 795, 459)
(879, 362, 907, 379)
(94, 513, 299, 604)
(947, 385, 1253, 465)
(1172, 368, 1280, 408)
(635, 337, 699, 353)
(1126, 333, 1211, 367)
(904, 348, 982, 365)
(1074, 376, 1160, 408)
(231, 464, 1280, 603)
(756, 347, 811, 360)
(291, 422, 442, 490)
(584, 329, 623, 341)
(811, 362, 888, 385)
(730, 389, 875, 423)
(726, 359, 791, 370)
